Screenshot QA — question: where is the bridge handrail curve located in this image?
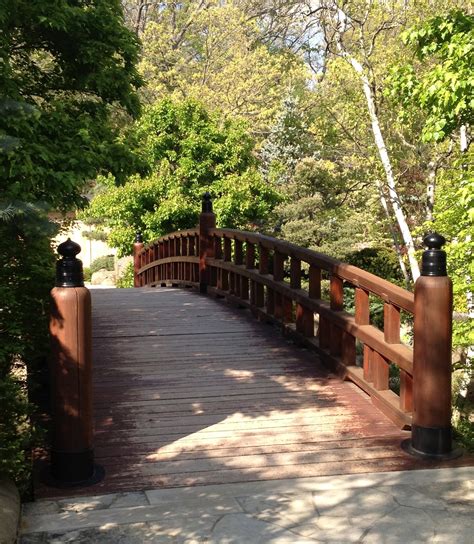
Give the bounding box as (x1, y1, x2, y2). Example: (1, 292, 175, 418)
(209, 228, 414, 313)
(133, 201, 455, 457)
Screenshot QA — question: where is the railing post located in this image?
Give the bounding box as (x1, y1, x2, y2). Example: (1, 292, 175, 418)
(133, 231, 144, 288)
(49, 239, 103, 485)
(403, 233, 461, 459)
(199, 192, 216, 293)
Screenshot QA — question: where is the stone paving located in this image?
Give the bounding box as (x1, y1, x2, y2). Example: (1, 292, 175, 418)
(20, 467, 473, 543)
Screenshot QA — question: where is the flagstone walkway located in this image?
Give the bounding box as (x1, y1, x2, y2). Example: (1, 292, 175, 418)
(20, 467, 474, 543)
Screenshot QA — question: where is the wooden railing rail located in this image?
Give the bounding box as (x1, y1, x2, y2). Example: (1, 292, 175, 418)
(134, 194, 457, 460)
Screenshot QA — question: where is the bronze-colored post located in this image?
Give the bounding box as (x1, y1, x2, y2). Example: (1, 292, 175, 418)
(199, 193, 216, 293)
(133, 231, 144, 287)
(403, 233, 461, 459)
(49, 239, 103, 485)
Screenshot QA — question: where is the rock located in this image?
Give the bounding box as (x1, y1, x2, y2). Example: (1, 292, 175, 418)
(0, 479, 20, 544)
(91, 269, 116, 286)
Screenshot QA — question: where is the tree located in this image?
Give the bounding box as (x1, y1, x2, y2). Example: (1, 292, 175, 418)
(138, 1, 310, 136)
(0, 0, 142, 491)
(260, 94, 314, 185)
(1, 0, 142, 211)
(83, 99, 281, 255)
(389, 10, 473, 143)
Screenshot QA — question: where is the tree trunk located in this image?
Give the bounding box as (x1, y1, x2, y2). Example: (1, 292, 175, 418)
(376, 180, 410, 288)
(344, 54, 420, 282)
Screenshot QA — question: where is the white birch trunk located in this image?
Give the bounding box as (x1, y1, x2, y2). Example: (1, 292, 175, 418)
(376, 180, 410, 287)
(343, 54, 420, 282)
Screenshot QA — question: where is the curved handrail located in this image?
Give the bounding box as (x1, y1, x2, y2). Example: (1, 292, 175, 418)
(132, 197, 457, 457)
(210, 228, 414, 312)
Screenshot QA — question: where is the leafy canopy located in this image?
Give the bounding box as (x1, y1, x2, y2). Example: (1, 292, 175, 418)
(388, 9, 473, 142)
(0, 0, 142, 211)
(84, 99, 281, 255)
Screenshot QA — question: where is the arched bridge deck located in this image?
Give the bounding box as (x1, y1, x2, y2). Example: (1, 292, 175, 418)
(38, 286, 457, 499)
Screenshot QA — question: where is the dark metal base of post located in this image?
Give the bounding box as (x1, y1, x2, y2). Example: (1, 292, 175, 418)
(402, 425, 463, 460)
(199, 282, 207, 294)
(44, 449, 105, 488)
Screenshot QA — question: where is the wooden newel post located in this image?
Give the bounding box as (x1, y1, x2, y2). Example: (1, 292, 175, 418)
(49, 239, 103, 485)
(199, 192, 216, 293)
(403, 233, 461, 459)
(133, 231, 144, 288)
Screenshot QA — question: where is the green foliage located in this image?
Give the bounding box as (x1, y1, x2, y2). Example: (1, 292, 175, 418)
(0, 0, 142, 210)
(0, 0, 142, 492)
(0, 376, 40, 495)
(431, 156, 474, 353)
(344, 247, 405, 286)
(139, 1, 309, 135)
(388, 9, 473, 142)
(0, 209, 55, 492)
(84, 99, 282, 255)
(83, 267, 92, 282)
(90, 255, 115, 275)
(260, 94, 315, 185)
(116, 262, 134, 288)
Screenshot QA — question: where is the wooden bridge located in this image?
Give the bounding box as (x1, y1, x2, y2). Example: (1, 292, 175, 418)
(37, 196, 471, 499)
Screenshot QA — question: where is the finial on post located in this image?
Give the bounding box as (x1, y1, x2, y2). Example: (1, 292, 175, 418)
(202, 192, 213, 213)
(56, 238, 84, 287)
(135, 231, 143, 243)
(421, 232, 447, 276)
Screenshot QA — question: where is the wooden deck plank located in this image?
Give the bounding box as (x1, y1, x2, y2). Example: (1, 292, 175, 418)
(35, 287, 471, 499)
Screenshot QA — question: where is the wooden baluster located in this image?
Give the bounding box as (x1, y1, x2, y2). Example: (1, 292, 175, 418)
(214, 236, 223, 290)
(355, 287, 370, 325)
(195, 233, 200, 282)
(273, 251, 285, 319)
(246, 242, 255, 269)
(174, 238, 179, 281)
(384, 303, 401, 343)
(318, 315, 330, 349)
(165, 239, 170, 281)
(329, 275, 343, 356)
(363, 345, 373, 382)
(309, 265, 321, 299)
(222, 236, 231, 291)
(400, 370, 413, 412)
(372, 352, 389, 390)
(342, 331, 356, 366)
(293, 258, 312, 335)
(183, 237, 190, 282)
(256, 244, 268, 309)
(290, 257, 301, 289)
(246, 242, 256, 306)
(234, 239, 243, 298)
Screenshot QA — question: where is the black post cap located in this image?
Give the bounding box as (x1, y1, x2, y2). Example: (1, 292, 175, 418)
(421, 232, 447, 277)
(55, 238, 84, 287)
(202, 192, 213, 213)
(135, 231, 143, 243)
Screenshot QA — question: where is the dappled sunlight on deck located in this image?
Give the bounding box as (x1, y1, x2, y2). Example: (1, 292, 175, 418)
(35, 287, 463, 500)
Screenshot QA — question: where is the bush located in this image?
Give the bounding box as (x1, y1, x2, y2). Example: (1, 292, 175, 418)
(0, 213, 55, 495)
(90, 254, 115, 274)
(116, 262, 134, 288)
(344, 246, 405, 286)
(83, 267, 92, 282)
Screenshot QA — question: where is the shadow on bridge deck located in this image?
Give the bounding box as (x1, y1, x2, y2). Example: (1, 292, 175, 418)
(36, 287, 461, 499)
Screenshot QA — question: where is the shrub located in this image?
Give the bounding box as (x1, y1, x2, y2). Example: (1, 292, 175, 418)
(90, 254, 115, 274)
(0, 213, 55, 495)
(116, 262, 134, 288)
(344, 246, 405, 286)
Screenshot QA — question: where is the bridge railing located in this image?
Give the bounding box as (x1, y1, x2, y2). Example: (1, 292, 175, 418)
(134, 194, 456, 459)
